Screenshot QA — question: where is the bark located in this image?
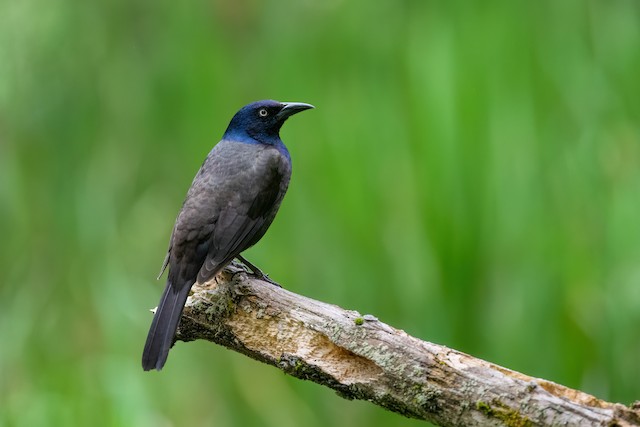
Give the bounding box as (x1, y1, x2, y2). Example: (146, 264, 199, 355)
(172, 263, 640, 427)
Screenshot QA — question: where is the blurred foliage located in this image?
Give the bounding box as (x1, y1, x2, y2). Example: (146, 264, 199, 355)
(1, 0, 639, 426)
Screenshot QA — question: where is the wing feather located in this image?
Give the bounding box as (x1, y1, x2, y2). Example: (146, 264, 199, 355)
(166, 142, 290, 285)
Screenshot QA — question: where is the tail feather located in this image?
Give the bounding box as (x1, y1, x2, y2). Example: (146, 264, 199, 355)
(142, 280, 192, 371)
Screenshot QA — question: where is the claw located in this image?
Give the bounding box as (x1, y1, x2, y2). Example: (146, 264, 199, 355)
(235, 254, 282, 288)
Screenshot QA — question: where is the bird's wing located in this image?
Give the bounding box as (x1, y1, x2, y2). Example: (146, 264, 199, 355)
(196, 158, 287, 283)
(157, 225, 175, 279)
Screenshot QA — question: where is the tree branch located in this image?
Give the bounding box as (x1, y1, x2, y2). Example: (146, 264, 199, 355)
(172, 263, 640, 427)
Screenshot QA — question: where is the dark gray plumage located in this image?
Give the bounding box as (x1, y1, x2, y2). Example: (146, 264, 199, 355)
(142, 100, 314, 371)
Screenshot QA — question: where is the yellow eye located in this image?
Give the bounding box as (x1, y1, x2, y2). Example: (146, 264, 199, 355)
(259, 109, 268, 117)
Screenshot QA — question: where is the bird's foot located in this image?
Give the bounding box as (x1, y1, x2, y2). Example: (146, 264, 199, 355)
(254, 272, 282, 288)
(235, 255, 282, 288)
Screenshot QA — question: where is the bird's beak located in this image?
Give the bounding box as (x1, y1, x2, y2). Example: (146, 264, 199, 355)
(277, 102, 315, 120)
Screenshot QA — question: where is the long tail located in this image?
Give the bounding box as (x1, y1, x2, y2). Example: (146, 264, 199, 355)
(142, 279, 192, 371)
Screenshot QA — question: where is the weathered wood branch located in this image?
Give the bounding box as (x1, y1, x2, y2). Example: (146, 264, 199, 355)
(173, 263, 640, 427)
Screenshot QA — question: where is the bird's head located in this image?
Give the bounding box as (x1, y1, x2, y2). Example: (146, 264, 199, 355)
(223, 100, 314, 145)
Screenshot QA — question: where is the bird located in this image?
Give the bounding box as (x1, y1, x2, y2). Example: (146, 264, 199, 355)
(142, 100, 314, 371)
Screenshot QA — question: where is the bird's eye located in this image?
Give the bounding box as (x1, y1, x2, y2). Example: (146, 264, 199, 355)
(259, 109, 268, 117)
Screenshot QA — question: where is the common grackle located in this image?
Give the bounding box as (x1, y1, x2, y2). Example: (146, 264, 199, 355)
(142, 100, 314, 371)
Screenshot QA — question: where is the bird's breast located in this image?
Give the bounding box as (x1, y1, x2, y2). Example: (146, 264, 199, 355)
(180, 141, 290, 219)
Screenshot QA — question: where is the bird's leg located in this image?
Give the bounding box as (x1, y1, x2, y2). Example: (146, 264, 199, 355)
(235, 254, 281, 287)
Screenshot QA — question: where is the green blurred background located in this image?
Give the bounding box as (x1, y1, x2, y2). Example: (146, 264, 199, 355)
(1, 0, 639, 425)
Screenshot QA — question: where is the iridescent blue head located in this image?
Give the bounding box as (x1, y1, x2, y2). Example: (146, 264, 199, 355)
(223, 100, 314, 145)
